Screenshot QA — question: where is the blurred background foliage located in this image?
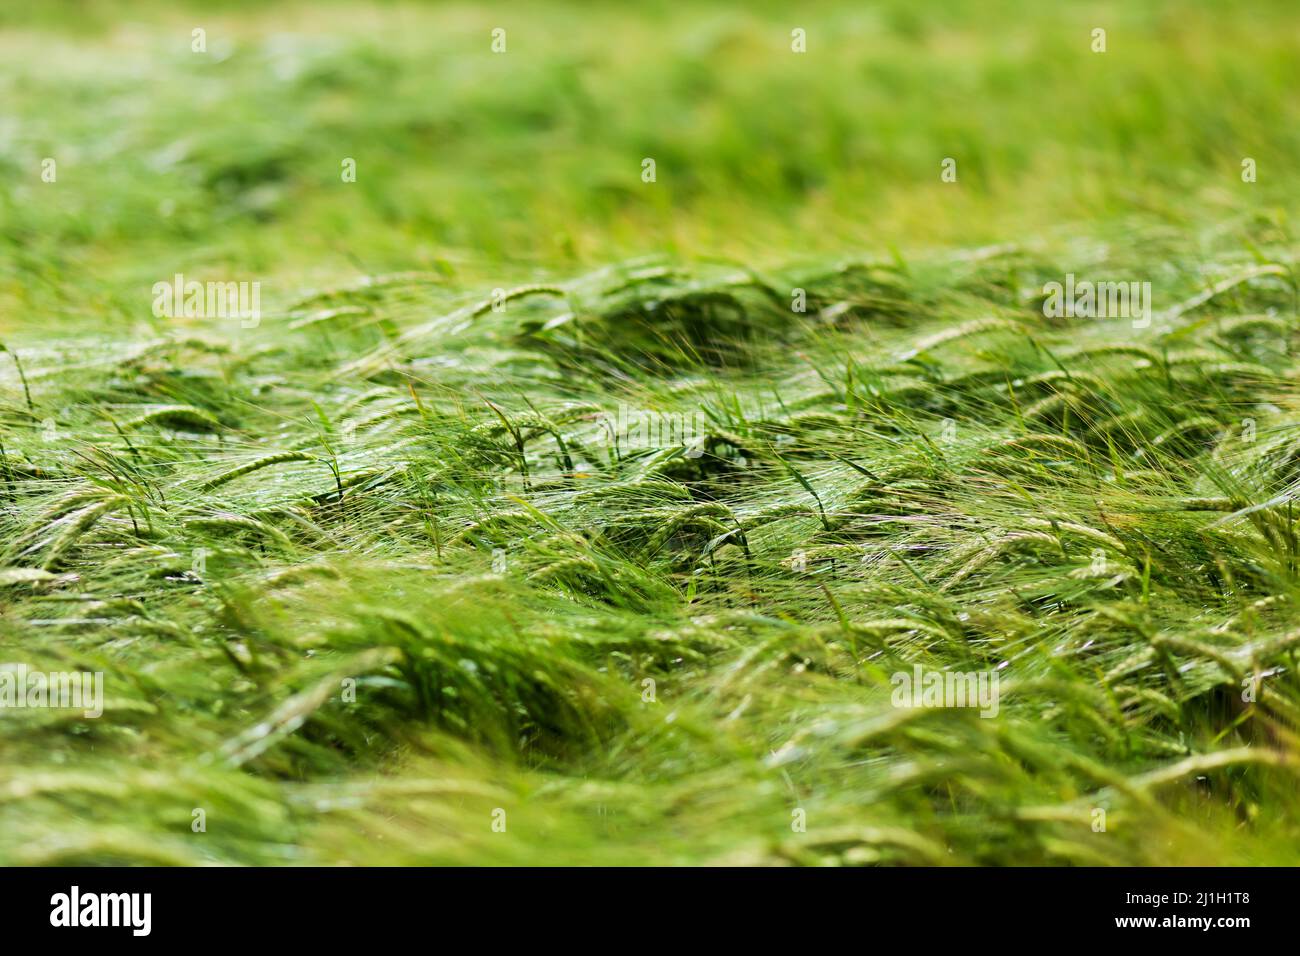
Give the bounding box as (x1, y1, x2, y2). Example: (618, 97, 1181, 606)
(1, 0, 1296, 328)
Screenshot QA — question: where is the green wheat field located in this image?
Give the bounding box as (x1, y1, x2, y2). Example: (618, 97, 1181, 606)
(2, 0, 1299, 866)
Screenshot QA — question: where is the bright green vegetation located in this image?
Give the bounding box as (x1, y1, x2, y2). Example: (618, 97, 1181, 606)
(1, 1, 1299, 865)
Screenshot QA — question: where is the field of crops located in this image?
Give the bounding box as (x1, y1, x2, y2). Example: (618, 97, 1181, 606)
(2, 0, 1299, 865)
